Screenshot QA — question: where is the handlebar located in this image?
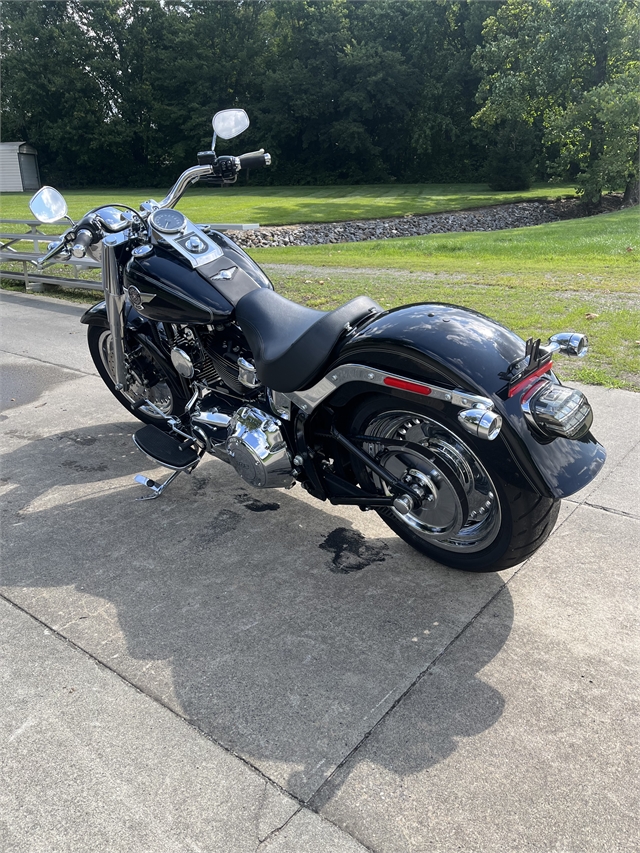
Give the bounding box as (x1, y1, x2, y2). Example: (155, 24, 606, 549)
(145, 147, 271, 213)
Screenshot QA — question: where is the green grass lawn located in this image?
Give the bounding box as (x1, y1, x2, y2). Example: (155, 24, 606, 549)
(248, 207, 639, 390)
(2, 185, 637, 390)
(264, 264, 638, 391)
(250, 207, 640, 287)
(0, 181, 578, 227)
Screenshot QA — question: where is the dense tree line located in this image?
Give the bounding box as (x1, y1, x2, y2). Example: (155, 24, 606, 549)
(1, 0, 638, 203)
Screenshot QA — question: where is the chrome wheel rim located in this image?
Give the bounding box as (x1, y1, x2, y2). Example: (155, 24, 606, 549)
(97, 330, 173, 418)
(363, 410, 502, 553)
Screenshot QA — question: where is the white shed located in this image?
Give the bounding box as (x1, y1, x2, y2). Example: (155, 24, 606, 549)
(0, 142, 41, 192)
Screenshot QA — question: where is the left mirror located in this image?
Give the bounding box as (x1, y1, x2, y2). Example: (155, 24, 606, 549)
(29, 186, 68, 223)
(212, 109, 250, 140)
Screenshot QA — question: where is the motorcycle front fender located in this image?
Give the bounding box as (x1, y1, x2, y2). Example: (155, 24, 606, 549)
(80, 300, 181, 388)
(81, 299, 144, 330)
(332, 303, 606, 499)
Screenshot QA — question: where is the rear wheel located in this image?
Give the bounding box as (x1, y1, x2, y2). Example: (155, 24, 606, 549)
(347, 396, 559, 572)
(88, 326, 189, 426)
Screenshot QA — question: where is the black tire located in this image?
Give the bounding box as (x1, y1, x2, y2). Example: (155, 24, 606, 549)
(345, 395, 560, 573)
(88, 325, 189, 426)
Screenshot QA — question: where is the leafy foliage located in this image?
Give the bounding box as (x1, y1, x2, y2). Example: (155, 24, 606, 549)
(485, 121, 534, 190)
(473, 0, 640, 203)
(1, 0, 638, 200)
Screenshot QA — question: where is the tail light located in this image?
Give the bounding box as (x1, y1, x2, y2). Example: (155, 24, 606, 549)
(521, 381, 593, 439)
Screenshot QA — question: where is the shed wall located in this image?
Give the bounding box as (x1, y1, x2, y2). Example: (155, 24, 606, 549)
(0, 143, 25, 192)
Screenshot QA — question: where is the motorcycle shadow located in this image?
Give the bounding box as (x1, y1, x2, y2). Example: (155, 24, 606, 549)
(1, 420, 514, 801)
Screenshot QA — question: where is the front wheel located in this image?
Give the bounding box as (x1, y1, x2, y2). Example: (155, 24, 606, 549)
(88, 325, 189, 426)
(346, 396, 559, 572)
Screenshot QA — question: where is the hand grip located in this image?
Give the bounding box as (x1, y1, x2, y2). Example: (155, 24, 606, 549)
(238, 150, 271, 170)
(71, 228, 94, 259)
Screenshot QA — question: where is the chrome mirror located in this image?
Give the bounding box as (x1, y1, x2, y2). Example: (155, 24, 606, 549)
(29, 186, 69, 223)
(212, 109, 250, 141)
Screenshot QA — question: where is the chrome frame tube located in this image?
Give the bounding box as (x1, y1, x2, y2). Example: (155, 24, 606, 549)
(102, 235, 127, 391)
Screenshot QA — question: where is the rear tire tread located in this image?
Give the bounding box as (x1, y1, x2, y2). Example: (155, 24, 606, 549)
(345, 394, 561, 573)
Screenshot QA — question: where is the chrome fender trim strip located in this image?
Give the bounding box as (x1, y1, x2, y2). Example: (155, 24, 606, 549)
(283, 364, 494, 413)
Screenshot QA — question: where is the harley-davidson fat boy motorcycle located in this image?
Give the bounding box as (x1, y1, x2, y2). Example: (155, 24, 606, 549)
(30, 109, 605, 572)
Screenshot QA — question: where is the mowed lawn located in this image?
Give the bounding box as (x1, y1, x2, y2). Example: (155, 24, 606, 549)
(250, 206, 639, 285)
(0, 181, 578, 227)
(1, 185, 638, 389)
(250, 207, 640, 390)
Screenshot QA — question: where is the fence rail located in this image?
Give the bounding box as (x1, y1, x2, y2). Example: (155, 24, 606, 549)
(0, 217, 259, 293)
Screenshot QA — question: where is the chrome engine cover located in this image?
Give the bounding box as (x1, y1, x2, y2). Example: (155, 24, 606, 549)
(226, 406, 293, 488)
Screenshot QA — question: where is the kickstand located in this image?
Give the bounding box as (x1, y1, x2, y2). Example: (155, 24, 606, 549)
(134, 470, 182, 500)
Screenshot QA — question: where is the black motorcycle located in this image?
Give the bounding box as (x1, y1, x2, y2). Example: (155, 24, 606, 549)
(30, 109, 605, 572)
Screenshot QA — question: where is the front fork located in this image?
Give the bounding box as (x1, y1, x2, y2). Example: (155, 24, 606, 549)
(102, 235, 128, 391)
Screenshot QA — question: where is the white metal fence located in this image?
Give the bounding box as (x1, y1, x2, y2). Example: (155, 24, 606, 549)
(0, 218, 259, 294)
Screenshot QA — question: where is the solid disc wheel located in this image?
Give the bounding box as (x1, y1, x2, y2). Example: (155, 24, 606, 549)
(348, 396, 560, 572)
(88, 326, 188, 426)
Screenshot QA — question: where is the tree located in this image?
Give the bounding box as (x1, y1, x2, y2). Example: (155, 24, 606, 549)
(473, 0, 640, 203)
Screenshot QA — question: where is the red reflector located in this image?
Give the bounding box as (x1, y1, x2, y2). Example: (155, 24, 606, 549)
(508, 361, 553, 398)
(383, 377, 432, 396)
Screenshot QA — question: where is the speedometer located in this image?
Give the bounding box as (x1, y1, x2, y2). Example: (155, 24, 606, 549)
(149, 208, 187, 234)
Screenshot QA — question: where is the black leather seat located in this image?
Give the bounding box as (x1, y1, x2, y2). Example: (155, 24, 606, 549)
(235, 288, 382, 392)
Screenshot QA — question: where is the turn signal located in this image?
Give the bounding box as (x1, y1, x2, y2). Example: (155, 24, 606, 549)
(547, 332, 588, 357)
(458, 408, 502, 441)
(521, 381, 593, 439)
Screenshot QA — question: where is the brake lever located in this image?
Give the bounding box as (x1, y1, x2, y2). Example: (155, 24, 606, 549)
(35, 227, 74, 270)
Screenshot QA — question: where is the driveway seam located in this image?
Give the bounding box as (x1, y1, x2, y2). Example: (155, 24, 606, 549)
(0, 591, 306, 807)
(0, 346, 97, 378)
(0, 592, 373, 852)
(580, 501, 638, 519)
(255, 807, 302, 850)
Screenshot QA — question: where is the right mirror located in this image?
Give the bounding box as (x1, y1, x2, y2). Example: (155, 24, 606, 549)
(29, 186, 68, 223)
(212, 109, 250, 140)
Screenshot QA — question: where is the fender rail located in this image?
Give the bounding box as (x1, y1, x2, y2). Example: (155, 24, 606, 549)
(283, 364, 494, 414)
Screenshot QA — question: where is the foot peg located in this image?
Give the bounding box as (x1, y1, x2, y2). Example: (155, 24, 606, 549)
(134, 471, 182, 500)
(133, 424, 200, 470)
(132, 424, 201, 500)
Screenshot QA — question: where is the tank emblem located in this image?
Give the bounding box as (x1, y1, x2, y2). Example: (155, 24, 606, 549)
(127, 285, 155, 310)
(211, 266, 237, 281)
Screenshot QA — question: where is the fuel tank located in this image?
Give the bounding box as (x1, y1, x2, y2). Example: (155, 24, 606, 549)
(123, 231, 273, 325)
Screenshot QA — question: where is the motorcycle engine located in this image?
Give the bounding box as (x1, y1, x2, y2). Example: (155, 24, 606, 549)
(226, 406, 293, 488)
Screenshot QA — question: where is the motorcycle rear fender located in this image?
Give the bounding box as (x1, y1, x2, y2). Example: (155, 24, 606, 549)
(327, 303, 606, 499)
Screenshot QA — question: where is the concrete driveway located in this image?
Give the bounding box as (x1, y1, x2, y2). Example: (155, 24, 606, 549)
(1, 289, 638, 852)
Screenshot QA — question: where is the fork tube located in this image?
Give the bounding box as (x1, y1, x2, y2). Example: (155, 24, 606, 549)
(102, 236, 127, 391)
